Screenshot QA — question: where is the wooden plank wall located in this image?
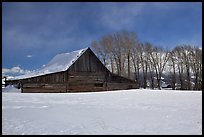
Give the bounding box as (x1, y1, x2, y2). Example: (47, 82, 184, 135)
(67, 71, 138, 92)
(22, 83, 67, 93)
(67, 71, 106, 92)
(69, 48, 108, 72)
(7, 70, 138, 93)
(19, 71, 67, 93)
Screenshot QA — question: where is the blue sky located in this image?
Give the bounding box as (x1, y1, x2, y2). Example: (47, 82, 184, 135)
(2, 2, 202, 76)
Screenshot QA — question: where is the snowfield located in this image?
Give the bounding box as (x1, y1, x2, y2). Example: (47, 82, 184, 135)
(2, 88, 202, 135)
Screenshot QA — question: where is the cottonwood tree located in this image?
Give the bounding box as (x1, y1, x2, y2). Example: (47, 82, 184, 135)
(130, 42, 149, 89)
(91, 35, 115, 72)
(168, 50, 177, 90)
(171, 45, 202, 90)
(100, 35, 115, 73)
(91, 31, 202, 90)
(92, 31, 136, 77)
(189, 46, 202, 90)
(121, 31, 137, 79)
(179, 45, 193, 90)
(146, 43, 170, 89)
(91, 41, 108, 66)
(147, 57, 155, 89)
(105, 31, 138, 77)
(138, 43, 149, 89)
(131, 42, 141, 85)
(111, 32, 125, 76)
(173, 46, 186, 90)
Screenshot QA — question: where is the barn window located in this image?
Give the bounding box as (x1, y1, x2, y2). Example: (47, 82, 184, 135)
(94, 83, 103, 87)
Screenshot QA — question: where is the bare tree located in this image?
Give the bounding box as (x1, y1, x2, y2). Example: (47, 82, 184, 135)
(138, 43, 149, 89)
(146, 43, 170, 89)
(179, 45, 193, 90)
(173, 46, 186, 90)
(100, 35, 115, 73)
(189, 46, 202, 90)
(121, 31, 137, 79)
(106, 36, 115, 74)
(131, 43, 140, 85)
(169, 50, 177, 90)
(91, 40, 108, 66)
(147, 58, 155, 89)
(91, 31, 202, 90)
(91, 35, 115, 73)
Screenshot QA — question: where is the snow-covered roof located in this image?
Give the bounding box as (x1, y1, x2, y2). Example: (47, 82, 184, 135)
(10, 47, 89, 80)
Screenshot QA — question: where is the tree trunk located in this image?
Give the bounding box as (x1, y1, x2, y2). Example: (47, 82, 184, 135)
(157, 78, 161, 90)
(127, 54, 130, 79)
(110, 57, 114, 73)
(143, 75, 147, 89)
(151, 78, 154, 89)
(186, 67, 191, 90)
(172, 76, 176, 90)
(194, 72, 198, 90)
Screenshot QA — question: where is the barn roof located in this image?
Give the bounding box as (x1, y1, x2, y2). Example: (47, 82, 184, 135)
(10, 47, 89, 80)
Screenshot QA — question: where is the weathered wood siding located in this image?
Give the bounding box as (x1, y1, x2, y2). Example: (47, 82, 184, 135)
(69, 48, 108, 72)
(22, 83, 66, 93)
(67, 71, 106, 92)
(66, 72, 137, 92)
(21, 71, 66, 83)
(15, 71, 67, 93)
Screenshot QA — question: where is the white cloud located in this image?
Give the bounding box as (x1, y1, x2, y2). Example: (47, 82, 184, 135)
(151, 2, 172, 9)
(2, 66, 32, 77)
(98, 2, 183, 31)
(26, 55, 33, 58)
(98, 3, 146, 30)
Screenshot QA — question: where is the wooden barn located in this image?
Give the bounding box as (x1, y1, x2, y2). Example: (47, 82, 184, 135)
(5, 47, 138, 93)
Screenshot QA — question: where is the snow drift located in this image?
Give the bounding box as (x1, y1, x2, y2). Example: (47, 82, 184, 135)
(2, 85, 21, 93)
(2, 89, 202, 135)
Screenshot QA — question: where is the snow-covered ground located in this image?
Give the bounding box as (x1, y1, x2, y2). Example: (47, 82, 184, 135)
(2, 85, 21, 92)
(2, 87, 202, 135)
